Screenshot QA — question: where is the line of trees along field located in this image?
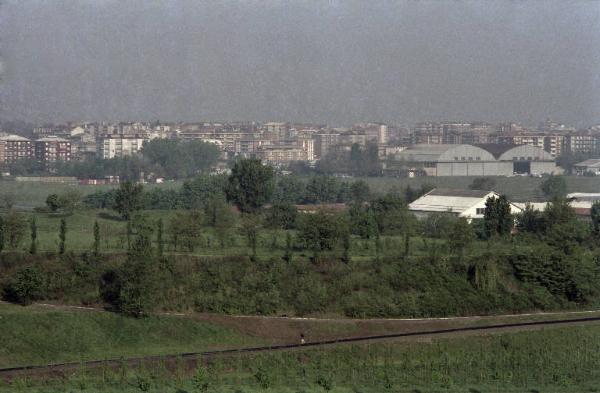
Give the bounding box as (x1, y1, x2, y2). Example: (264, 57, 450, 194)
(0, 160, 600, 319)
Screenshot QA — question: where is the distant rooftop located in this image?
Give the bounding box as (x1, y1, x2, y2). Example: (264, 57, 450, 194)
(575, 159, 600, 168)
(0, 134, 31, 142)
(36, 136, 70, 142)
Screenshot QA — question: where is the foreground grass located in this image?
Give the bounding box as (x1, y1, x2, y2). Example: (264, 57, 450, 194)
(0, 303, 264, 368)
(6, 324, 600, 392)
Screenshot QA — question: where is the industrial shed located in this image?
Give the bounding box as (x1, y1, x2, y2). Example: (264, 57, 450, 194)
(408, 188, 523, 220)
(392, 144, 559, 176)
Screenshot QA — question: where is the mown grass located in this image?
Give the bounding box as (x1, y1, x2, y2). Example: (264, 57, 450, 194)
(7, 324, 600, 392)
(0, 303, 264, 368)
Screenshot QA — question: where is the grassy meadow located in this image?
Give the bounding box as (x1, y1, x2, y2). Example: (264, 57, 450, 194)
(2, 207, 448, 259)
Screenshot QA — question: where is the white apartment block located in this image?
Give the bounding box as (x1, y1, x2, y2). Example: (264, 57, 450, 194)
(97, 136, 145, 159)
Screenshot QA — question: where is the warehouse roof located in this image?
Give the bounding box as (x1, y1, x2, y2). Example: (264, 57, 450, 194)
(409, 188, 497, 214)
(475, 144, 518, 159)
(574, 159, 600, 168)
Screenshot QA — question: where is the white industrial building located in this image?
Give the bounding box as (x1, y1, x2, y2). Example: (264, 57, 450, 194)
(392, 144, 560, 176)
(409, 188, 523, 220)
(573, 159, 600, 176)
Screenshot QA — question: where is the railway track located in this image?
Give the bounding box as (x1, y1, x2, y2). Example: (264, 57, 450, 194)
(2, 314, 600, 380)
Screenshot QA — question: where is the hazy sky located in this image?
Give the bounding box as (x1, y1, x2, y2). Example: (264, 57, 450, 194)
(1, 0, 599, 126)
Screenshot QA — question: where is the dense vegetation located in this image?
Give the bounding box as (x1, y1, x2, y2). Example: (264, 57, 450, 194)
(0, 163, 599, 319)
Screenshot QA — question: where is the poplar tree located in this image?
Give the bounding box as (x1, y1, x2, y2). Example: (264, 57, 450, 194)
(59, 218, 67, 254)
(156, 218, 164, 256)
(0, 216, 4, 254)
(29, 217, 37, 255)
(93, 221, 100, 256)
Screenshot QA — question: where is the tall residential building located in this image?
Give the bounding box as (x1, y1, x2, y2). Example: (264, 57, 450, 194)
(264, 122, 289, 139)
(0, 134, 33, 163)
(97, 135, 145, 159)
(496, 132, 565, 157)
(565, 131, 599, 154)
(314, 132, 340, 158)
(0, 140, 5, 163)
(34, 136, 72, 163)
(413, 122, 444, 144)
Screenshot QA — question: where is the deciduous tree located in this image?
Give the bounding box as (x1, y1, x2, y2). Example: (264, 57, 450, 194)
(226, 159, 274, 213)
(114, 181, 144, 220)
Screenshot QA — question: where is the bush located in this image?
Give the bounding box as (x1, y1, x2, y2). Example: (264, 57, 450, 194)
(3, 265, 46, 305)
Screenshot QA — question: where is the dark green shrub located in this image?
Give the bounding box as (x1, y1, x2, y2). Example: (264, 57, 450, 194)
(3, 265, 46, 305)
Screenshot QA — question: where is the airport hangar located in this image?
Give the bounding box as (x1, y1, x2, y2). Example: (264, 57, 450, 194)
(392, 144, 560, 176)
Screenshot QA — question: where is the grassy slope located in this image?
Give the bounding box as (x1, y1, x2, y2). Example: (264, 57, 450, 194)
(0, 303, 264, 368)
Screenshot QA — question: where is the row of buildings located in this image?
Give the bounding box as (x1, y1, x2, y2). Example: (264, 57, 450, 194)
(410, 119, 600, 157)
(5, 121, 392, 165)
(0, 135, 71, 165)
(1, 118, 599, 172)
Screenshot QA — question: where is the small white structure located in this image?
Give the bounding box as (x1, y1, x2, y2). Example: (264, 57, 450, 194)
(409, 188, 523, 220)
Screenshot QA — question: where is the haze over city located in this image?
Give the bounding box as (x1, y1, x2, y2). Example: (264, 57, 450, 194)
(1, 0, 599, 126)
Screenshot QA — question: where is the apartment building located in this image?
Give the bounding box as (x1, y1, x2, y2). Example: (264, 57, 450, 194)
(255, 146, 309, 164)
(565, 132, 599, 154)
(34, 136, 72, 163)
(0, 134, 33, 163)
(314, 132, 340, 158)
(97, 135, 145, 159)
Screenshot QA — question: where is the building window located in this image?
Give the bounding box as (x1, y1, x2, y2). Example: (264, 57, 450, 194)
(476, 208, 486, 215)
(476, 157, 481, 160)
(461, 157, 465, 160)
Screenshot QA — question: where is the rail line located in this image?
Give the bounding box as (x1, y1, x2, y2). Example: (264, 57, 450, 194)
(1, 314, 600, 380)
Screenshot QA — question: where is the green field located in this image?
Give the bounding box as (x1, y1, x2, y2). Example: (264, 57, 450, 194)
(0, 180, 183, 209)
(7, 322, 600, 392)
(0, 302, 263, 368)
(1, 208, 441, 258)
